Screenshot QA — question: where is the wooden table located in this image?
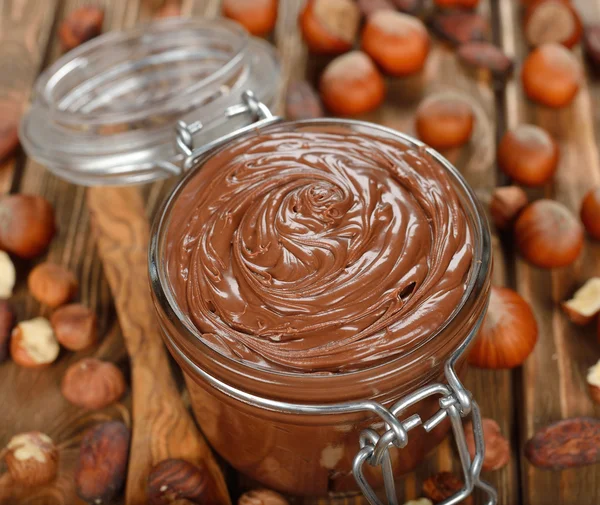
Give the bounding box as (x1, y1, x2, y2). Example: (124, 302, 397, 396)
(1, 1, 599, 504)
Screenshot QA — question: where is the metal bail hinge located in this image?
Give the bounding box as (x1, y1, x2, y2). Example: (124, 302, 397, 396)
(352, 363, 498, 505)
(174, 90, 280, 173)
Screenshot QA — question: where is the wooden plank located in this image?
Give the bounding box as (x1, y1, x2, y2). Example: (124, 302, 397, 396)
(498, 0, 600, 504)
(0, 0, 60, 194)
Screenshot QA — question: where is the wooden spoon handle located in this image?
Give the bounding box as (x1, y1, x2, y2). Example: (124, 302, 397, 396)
(87, 186, 231, 505)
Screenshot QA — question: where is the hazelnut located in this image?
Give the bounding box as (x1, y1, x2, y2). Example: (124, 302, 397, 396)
(320, 51, 386, 116)
(0, 101, 21, 162)
(299, 0, 360, 55)
(0, 194, 56, 259)
(489, 186, 528, 230)
(468, 286, 538, 369)
(0, 250, 16, 298)
(155, 2, 181, 18)
(403, 501, 432, 505)
(59, 6, 104, 51)
(434, 0, 479, 7)
(361, 11, 430, 77)
(51, 303, 97, 351)
(2, 432, 59, 487)
(522, 43, 582, 108)
(147, 459, 215, 505)
(587, 359, 600, 405)
(431, 12, 489, 46)
(497, 125, 558, 187)
(457, 42, 514, 79)
(222, 0, 277, 37)
(515, 200, 584, 268)
(28, 262, 78, 308)
(238, 489, 289, 505)
(75, 421, 130, 504)
(583, 25, 600, 68)
(357, 0, 395, 17)
(524, 0, 582, 49)
(61, 358, 126, 410)
(423, 472, 472, 505)
(285, 80, 323, 121)
(415, 95, 475, 150)
(561, 277, 600, 325)
(464, 418, 510, 471)
(580, 188, 600, 240)
(0, 300, 15, 363)
(10, 317, 60, 368)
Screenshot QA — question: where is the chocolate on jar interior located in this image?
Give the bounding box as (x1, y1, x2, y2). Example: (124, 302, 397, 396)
(150, 120, 491, 497)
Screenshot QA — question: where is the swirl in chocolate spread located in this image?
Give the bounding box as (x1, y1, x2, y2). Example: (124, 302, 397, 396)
(167, 125, 473, 373)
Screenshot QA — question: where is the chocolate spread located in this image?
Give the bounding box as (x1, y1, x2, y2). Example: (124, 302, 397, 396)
(166, 124, 473, 373)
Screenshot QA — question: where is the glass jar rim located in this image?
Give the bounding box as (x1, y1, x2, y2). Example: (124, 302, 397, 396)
(149, 118, 492, 383)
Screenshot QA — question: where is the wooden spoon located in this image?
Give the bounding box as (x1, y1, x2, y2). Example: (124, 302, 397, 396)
(87, 185, 231, 505)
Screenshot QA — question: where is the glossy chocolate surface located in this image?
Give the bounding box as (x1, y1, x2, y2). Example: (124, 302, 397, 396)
(166, 124, 474, 373)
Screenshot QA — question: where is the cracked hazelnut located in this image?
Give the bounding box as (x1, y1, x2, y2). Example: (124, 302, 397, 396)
(0, 194, 56, 259)
(0, 250, 16, 298)
(285, 80, 323, 121)
(587, 359, 600, 405)
(415, 95, 475, 150)
(362, 11, 429, 77)
(423, 472, 472, 505)
(10, 317, 60, 368)
(562, 278, 600, 325)
(464, 418, 510, 471)
(0, 300, 15, 363)
(59, 6, 104, 51)
(468, 286, 538, 369)
(239, 489, 289, 505)
(515, 200, 584, 268)
(320, 51, 386, 116)
(51, 303, 97, 351)
(222, 0, 277, 36)
(3, 432, 59, 487)
(498, 125, 558, 187)
(300, 0, 360, 55)
(61, 358, 126, 410)
(75, 421, 130, 504)
(580, 188, 600, 240)
(522, 43, 582, 108)
(28, 262, 78, 308)
(147, 459, 215, 505)
(524, 0, 582, 49)
(489, 186, 528, 230)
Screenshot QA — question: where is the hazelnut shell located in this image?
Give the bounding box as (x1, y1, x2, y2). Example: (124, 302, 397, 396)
(61, 358, 126, 410)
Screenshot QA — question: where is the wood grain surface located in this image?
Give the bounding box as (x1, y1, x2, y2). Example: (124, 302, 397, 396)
(87, 186, 231, 505)
(1, 0, 599, 504)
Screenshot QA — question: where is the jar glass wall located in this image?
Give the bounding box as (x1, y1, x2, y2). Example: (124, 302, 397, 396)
(149, 119, 492, 497)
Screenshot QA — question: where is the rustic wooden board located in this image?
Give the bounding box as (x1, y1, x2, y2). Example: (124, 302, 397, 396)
(497, 1, 600, 504)
(3, 0, 600, 504)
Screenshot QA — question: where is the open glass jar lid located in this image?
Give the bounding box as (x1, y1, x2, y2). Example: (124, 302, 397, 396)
(19, 17, 280, 186)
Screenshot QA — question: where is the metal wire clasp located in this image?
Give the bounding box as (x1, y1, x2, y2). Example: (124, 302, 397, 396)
(352, 361, 498, 505)
(174, 90, 281, 172)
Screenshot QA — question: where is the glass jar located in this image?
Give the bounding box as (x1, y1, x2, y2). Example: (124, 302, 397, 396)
(149, 118, 493, 499)
(20, 16, 496, 505)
